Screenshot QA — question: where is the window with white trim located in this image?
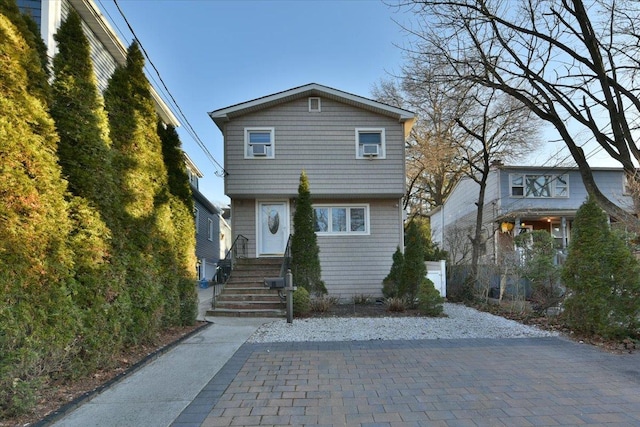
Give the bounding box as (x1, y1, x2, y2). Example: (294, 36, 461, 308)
(355, 128, 385, 159)
(510, 173, 569, 198)
(313, 205, 369, 235)
(244, 127, 274, 158)
(207, 218, 214, 241)
(308, 97, 321, 112)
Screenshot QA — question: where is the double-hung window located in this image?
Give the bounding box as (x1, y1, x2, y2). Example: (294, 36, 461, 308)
(313, 205, 369, 235)
(245, 128, 274, 158)
(355, 128, 385, 159)
(510, 173, 569, 198)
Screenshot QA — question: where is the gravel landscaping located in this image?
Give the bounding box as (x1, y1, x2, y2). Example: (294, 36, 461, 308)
(247, 302, 559, 343)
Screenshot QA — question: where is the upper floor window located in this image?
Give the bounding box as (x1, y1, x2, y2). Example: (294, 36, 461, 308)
(308, 97, 321, 112)
(207, 218, 214, 241)
(510, 173, 569, 198)
(313, 204, 369, 235)
(245, 127, 274, 159)
(355, 128, 385, 159)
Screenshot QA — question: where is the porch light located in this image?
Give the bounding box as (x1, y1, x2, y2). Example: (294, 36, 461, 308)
(500, 222, 514, 233)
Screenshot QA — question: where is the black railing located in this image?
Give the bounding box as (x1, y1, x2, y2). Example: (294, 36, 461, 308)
(212, 234, 248, 306)
(279, 234, 293, 278)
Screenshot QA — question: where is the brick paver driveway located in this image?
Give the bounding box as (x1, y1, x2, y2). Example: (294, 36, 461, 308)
(174, 337, 640, 426)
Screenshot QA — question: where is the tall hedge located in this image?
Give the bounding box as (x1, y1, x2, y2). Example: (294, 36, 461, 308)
(104, 42, 170, 342)
(50, 10, 128, 368)
(561, 196, 640, 338)
(291, 171, 326, 295)
(0, 8, 79, 416)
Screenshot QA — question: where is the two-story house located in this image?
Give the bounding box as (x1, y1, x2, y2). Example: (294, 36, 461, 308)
(209, 83, 415, 299)
(429, 164, 635, 265)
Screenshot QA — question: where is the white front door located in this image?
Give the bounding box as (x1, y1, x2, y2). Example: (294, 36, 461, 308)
(257, 201, 289, 256)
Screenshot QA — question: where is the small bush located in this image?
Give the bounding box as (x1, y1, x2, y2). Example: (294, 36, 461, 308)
(416, 278, 444, 316)
(310, 295, 339, 313)
(384, 297, 407, 313)
(292, 287, 311, 317)
(352, 294, 372, 305)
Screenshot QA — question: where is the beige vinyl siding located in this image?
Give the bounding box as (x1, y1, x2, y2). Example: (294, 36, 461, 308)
(224, 97, 405, 198)
(231, 198, 259, 257)
(315, 198, 402, 300)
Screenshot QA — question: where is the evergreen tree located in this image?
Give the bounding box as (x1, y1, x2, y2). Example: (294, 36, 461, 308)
(158, 122, 194, 211)
(104, 42, 170, 341)
(0, 10, 78, 416)
(399, 221, 426, 303)
(291, 171, 326, 295)
(51, 10, 127, 366)
(382, 247, 404, 298)
(158, 121, 197, 325)
(561, 196, 640, 338)
(0, 0, 50, 103)
(51, 10, 115, 210)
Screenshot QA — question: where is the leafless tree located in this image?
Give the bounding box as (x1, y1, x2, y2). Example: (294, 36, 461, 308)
(372, 70, 467, 217)
(394, 0, 640, 227)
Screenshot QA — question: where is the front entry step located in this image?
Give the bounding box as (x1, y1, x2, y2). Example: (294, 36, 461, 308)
(206, 258, 285, 318)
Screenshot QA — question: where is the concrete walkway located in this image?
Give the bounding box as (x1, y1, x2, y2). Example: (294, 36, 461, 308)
(49, 286, 270, 427)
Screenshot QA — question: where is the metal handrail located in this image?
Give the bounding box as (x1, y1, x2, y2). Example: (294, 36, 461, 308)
(279, 234, 293, 278)
(214, 234, 248, 286)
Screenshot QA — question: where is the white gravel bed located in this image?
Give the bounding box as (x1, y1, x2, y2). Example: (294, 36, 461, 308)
(247, 303, 558, 343)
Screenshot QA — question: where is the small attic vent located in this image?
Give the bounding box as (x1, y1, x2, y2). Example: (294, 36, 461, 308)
(309, 97, 321, 112)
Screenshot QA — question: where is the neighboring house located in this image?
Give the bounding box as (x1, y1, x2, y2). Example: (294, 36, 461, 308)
(429, 164, 635, 265)
(209, 83, 415, 299)
(184, 154, 222, 281)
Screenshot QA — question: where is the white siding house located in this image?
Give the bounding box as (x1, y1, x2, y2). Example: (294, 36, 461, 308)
(209, 83, 415, 299)
(430, 164, 635, 265)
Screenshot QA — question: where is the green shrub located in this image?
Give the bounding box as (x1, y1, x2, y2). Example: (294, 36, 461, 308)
(416, 278, 444, 316)
(561, 196, 640, 338)
(399, 221, 426, 304)
(384, 297, 407, 313)
(382, 247, 403, 298)
(292, 287, 311, 317)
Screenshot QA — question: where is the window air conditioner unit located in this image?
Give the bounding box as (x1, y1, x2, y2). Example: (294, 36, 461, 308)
(252, 144, 267, 156)
(362, 144, 379, 157)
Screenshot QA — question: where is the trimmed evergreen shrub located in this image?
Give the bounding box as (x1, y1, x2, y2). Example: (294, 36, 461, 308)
(292, 287, 311, 317)
(0, 9, 79, 416)
(382, 247, 404, 298)
(416, 278, 444, 316)
(561, 196, 640, 338)
(291, 171, 326, 295)
(399, 221, 427, 304)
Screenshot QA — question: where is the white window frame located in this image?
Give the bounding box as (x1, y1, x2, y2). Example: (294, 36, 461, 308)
(194, 208, 199, 234)
(509, 173, 569, 198)
(313, 204, 370, 235)
(308, 97, 321, 112)
(355, 128, 385, 159)
(244, 127, 275, 159)
(207, 218, 214, 241)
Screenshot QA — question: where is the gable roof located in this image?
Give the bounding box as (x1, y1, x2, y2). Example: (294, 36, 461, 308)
(208, 83, 416, 139)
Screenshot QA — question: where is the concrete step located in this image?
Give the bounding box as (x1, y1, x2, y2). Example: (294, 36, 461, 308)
(215, 300, 284, 311)
(217, 293, 282, 302)
(206, 308, 285, 318)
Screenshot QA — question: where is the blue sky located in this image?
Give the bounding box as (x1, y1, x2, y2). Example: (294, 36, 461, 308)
(96, 0, 413, 206)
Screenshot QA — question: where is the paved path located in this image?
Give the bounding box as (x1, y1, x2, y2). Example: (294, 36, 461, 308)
(174, 337, 640, 427)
